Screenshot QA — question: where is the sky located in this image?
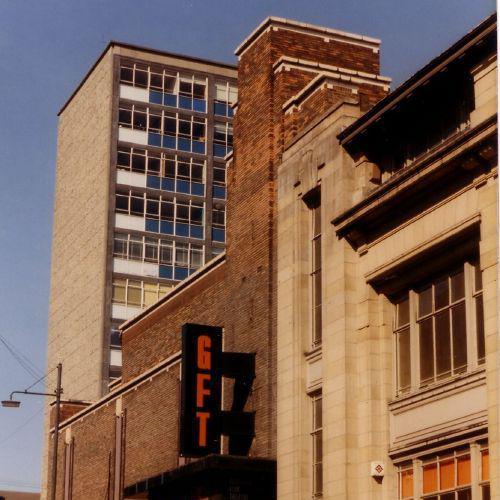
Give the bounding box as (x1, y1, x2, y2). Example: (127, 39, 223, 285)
(0, 0, 495, 492)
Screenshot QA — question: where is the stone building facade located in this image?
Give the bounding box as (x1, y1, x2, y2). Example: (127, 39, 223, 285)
(43, 13, 497, 500)
(277, 13, 497, 499)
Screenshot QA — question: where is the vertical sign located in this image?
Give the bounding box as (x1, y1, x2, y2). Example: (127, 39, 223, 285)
(180, 323, 222, 456)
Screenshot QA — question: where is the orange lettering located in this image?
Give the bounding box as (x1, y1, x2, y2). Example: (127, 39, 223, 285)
(197, 335, 211, 369)
(196, 373, 211, 407)
(196, 411, 210, 447)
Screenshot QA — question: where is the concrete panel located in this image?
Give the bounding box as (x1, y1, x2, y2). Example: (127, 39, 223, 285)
(391, 383, 488, 447)
(112, 304, 142, 321)
(116, 170, 147, 188)
(118, 127, 148, 145)
(119, 84, 149, 103)
(115, 213, 146, 232)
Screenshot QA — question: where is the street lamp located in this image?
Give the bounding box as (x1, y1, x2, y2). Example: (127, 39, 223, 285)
(2, 363, 63, 500)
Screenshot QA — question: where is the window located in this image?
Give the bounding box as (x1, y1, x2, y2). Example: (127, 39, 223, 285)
(422, 451, 471, 498)
(214, 81, 237, 117)
(118, 104, 207, 154)
(115, 190, 205, 240)
(112, 233, 205, 280)
(112, 278, 174, 308)
(110, 326, 121, 348)
(179, 75, 207, 112)
(398, 444, 489, 500)
(213, 122, 233, 157)
(311, 392, 322, 498)
(394, 261, 485, 394)
(119, 61, 208, 113)
(212, 205, 225, 242)
(399, 464, 414, 499)
(213, 162, 226, 199)
(311, 192, 322, 347)
(480, 448, 489, 500)
(304, 188, 322, 348)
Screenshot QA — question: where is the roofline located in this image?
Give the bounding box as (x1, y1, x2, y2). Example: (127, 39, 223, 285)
(58, 40, 237, 116)
(337, 12, 497, 145)
(235, 16, 381, 56)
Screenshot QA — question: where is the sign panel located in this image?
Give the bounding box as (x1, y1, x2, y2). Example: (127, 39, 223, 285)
(180, 323, 222, 457)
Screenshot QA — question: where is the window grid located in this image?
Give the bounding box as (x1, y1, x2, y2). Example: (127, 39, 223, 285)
(394, 262, 485, 395)
(117, 146, 206, 197)
(311, 392, 323, 498)
(398, 446, 488, 500)
(421, 450, 471, 499)
(115, 189, 205, 239)
(213, 121, 233, 157)
(113, 232, 204, 279)
(417, 268, 467, 386)
(120, 62, 208, 112)
(112, 278, 173, 309)
(119, 104, 206, 154)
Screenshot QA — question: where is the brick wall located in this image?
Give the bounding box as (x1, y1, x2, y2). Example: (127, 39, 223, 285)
(121, 260, 226, 381)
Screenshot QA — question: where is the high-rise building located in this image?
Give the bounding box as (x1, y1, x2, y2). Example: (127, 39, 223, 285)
(47, 42, 237, 401)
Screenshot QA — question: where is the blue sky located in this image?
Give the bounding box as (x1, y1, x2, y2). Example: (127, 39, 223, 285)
(0, 0, 494, 492)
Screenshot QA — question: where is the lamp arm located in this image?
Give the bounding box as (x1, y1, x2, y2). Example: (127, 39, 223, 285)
(9, 389, 58, 400)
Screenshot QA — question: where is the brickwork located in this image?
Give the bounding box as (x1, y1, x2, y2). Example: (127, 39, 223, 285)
(121, 259, 226, 381)
(123, 367, 181, 485)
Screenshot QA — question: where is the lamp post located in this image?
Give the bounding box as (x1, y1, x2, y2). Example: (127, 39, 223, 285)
(2, 363, 62, 500)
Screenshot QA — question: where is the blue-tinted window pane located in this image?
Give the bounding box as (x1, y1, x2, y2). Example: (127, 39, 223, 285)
(147, 175, 161, 190)
(193, 99, 206, 113)
(174, 267, 189, 281)
(145, 219, 159, 233)
(179, 96, 192, 110)
(191, 183, 204, 196)
(177, 180, 190, 194)
(213, 144, 226, 158)
(149, 90, 163, 105)
(164, 93, 177, 107)
(161, 178, 175, 192)
(214, 102, 227, 116)
(176, 223, 190, 237)
(148, 133, 162, 147)
(160, 221, 174, 234)
(227, 106, 234, 118)
(178, 138, 191, 152)
(163, 135, 176, 149)
(213, 185, 226, 199)
(227, 146, 233, 155)
(212, 228, 225, 242)
(190, 225, 203, 239)
(159, 265, 173, 279)
(192, 141, 205, 154)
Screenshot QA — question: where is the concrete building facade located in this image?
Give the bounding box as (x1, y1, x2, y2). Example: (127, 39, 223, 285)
(47, 42, 237, 402)
(42, 12, 497, 500)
